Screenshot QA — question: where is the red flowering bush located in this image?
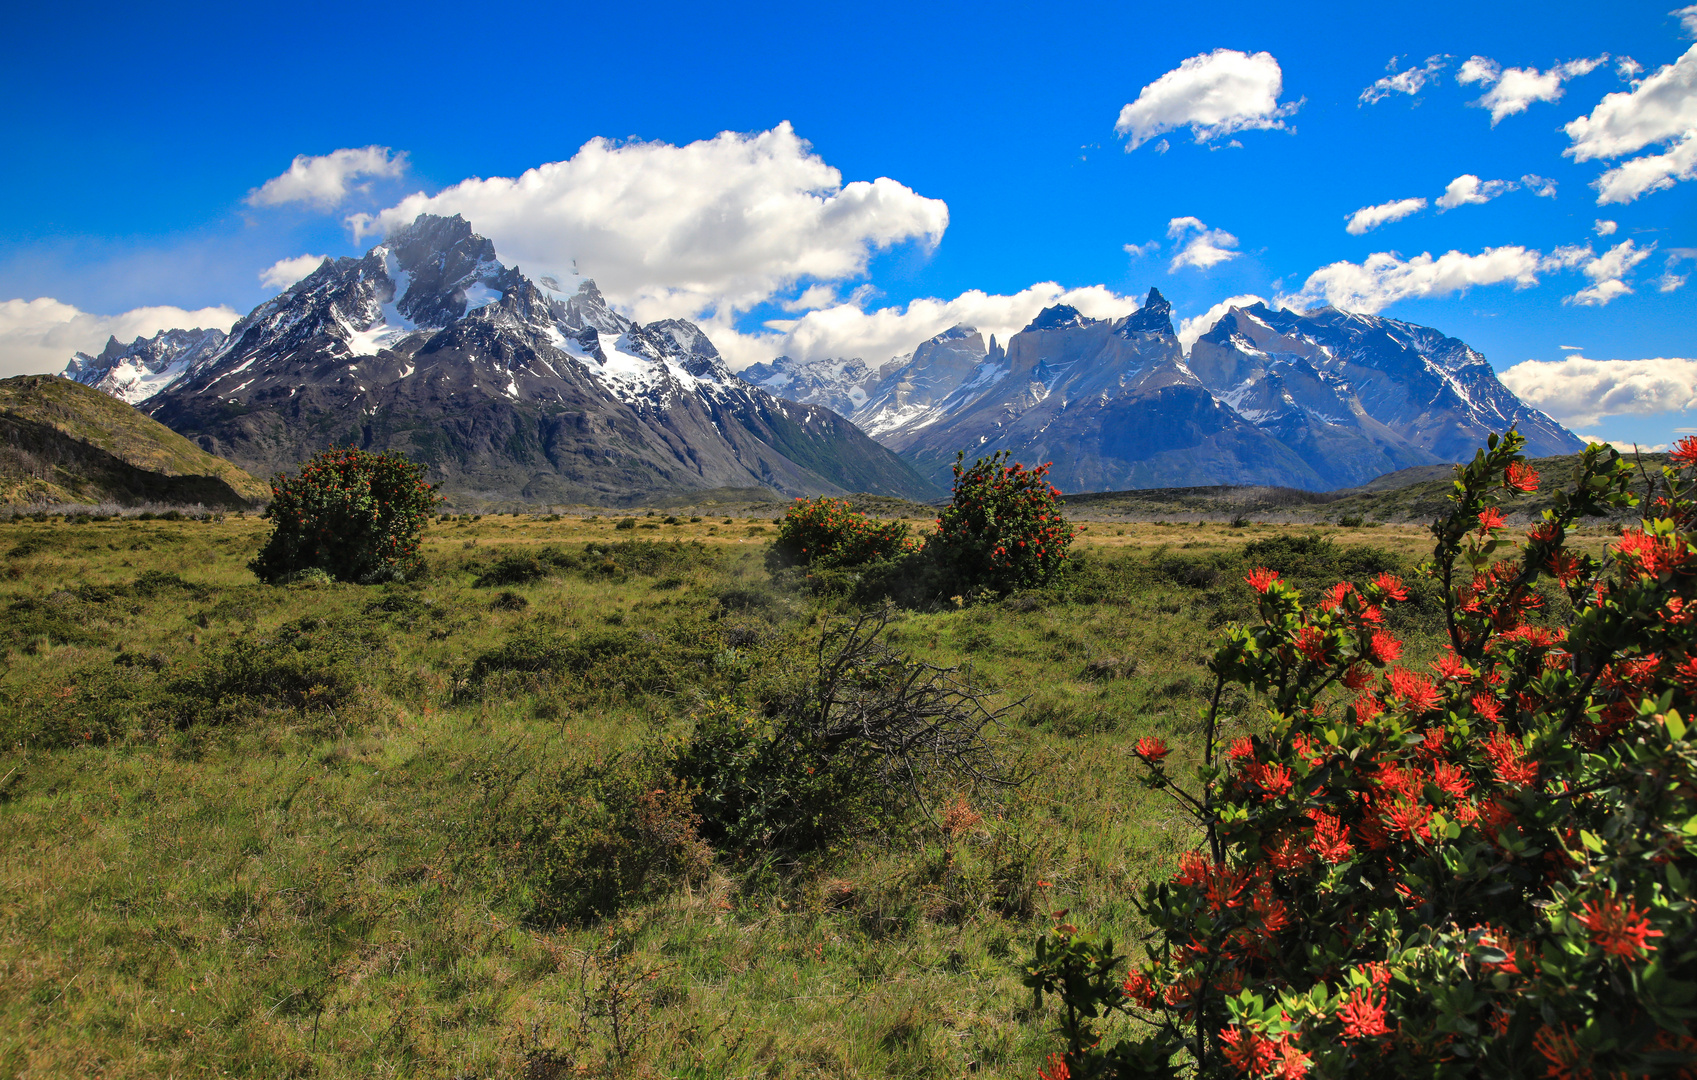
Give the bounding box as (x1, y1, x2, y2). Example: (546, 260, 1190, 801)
(768, 496, 912, 572)
(929, 451, 1077, 596)
(1025, 431, 1697, 1078)
(250, 446, 441, 584)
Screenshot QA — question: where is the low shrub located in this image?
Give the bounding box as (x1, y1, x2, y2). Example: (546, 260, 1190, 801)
(767, 497, 911, 572)
(249, 446, 440, 584)
(482, 752, 712, 926)
(926, 451, 1075, 596)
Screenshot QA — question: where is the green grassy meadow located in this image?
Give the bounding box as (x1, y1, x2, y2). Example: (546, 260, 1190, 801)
(0, 510, 1617, 1078)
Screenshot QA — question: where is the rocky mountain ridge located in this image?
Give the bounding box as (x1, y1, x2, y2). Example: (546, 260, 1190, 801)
(112, 215, 937, 504)
(739, 288, 1582, 492)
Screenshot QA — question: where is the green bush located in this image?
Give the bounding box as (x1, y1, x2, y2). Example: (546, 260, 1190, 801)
(249, 447, 440, 584)
(767, 497, 911, 572)
(926, 451, 1076, 596)
(483, 752, 712, 926)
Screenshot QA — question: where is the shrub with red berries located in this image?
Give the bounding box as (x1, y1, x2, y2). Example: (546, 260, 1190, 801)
(250, 446, 441, 584)
(928, 451, 1077, 596)
(1025, 431, 1697, 1078)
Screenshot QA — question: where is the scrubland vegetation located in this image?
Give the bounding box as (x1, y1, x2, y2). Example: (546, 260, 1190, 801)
(0, 480, 1652, 1077)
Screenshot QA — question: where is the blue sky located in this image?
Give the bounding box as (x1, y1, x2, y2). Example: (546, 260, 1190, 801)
(2, 0, 1693, 449)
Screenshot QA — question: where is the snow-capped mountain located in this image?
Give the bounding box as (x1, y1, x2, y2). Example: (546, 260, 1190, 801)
(64, 327, 228, 404)
(129, 214, 936, 504)
(736, 288, 1582, 492)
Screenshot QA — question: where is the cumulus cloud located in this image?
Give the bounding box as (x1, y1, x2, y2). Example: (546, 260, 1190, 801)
(1595, 219, 1619, 235)
(1122, 239, 1160, 259)
(247, 147, 407, 210)
(0, 297, 240, 379)
(259, 254, 329, 291)
(1177, 294, 1268, 351)
(352, 123, 948, 325)
(1166, 216, 1241, 271)
(1276, 246, 1552, 313)
(1437, 173, 1514, 209)
(1567, 238, 1655, 305)
(716, 282, 1141, 371)
(1678, 5, 1697, 37)
(1458, 54, 1607, 124)
(1618, 57, 1645, 79)
(1498, 354, 1697, 427)
(1522, 173, 1559, 197)
(1345, 196, 1427, 234)
(1114, 49, 1302, 151)
(1359, 54, 1449, 105)
(1659, 247, 1697, 292)
(1593, 131, 1697, 204)
(1564, 44, 1697, 202)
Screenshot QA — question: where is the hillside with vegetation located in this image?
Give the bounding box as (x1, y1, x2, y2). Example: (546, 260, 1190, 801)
(0, 375, 269, 508)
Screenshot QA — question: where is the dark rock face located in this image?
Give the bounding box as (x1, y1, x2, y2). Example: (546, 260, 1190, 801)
(139, 214, 939, 505)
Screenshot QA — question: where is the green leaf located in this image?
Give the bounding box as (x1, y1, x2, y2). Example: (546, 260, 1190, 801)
(1666, 710, 1688, 741)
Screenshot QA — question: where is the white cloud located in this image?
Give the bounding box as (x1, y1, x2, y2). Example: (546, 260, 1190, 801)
(712, 282, 1141, 371)
(1498, 354, 1697, 427)
(1177, 294, 1267, 350)
(247, 146, 407, 210)
(1437, 173, 1514, 209)
(1618, 57, 1645, 79)
(353, 123, 948, 325)
(1564, 44, 1697, 202)
(1114, 49, 1302, 151)
(1594, 219, 1619, 235)
(1593, 131, 1697, 203)
(1459, 55, 1607, 124)
(1122, 239, 1161, 259)
(1166, 216, 1241, 271)
(1359, 54, 1449, 105)
(1521, 173, 1559, 197)
(0, 297, 241, 379)
(1677, 5, 1697, 37)
(1566, 45, 1697, 158)
(1345, 196, 1427, 235)
(258, 254, 329, 291)
(1457, 56, 1501, 85)
(1276, 246, 1552, 313)
(1566, 238, 1655, 305)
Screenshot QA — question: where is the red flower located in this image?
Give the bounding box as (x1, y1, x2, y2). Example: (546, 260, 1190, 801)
(1670, 435, 1697, 468)
(1386, 668, 1441, 713)
(1309, 811, 1354, 863)
(1578, 894, 1663, 959)
(1134, 736, 1171, 764)
(1533, 1025, 1587, 1080)
(1245, 566, 1281, 593)
(1220, 1027, 1277, 1075)
(1484, 730, 1538, 786)
(1371, 572, 1409, 601)
(1295, 626, 1330, 664)
(1504, 461, 1540, 492)
(1122, 967, 1159, 1009)
(1367, 630, 1403, 665)
(1431, 760, 1473, 798)
(1037, 1052, 1070, 1080)
(1337, 989, 1391, 1040)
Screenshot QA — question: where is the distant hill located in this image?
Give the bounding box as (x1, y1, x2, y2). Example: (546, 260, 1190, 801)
(1061, 450, 1666, 524)
(0, 375, 268, 507)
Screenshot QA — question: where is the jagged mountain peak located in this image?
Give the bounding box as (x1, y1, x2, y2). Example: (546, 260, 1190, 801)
(1023, 304, 1099, 333)
(1119, 288, 1174, 336)
(63, 326, 230, 405)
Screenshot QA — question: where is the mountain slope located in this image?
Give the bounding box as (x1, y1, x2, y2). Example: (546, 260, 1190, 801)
(133, 215, 939, 505)
(64, 327, 229, 404)
(0, 375, 267, 506)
